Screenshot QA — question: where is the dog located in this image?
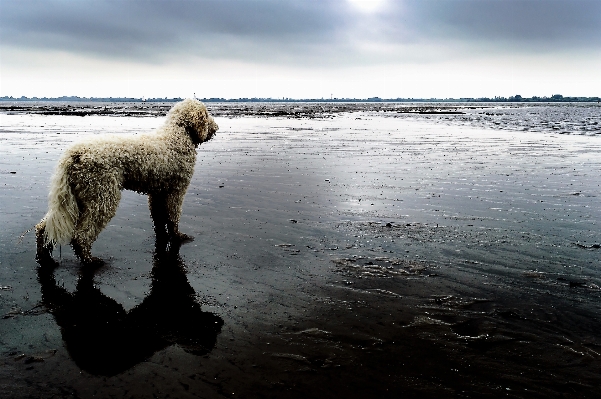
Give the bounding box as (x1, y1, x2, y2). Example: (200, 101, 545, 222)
(35, 99, 218, 264)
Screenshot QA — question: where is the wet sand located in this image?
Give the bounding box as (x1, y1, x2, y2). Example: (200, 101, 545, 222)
(1, 106, 601, 398)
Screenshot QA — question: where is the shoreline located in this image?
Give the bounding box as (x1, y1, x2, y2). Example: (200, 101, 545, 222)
(1, 102, 599, 137)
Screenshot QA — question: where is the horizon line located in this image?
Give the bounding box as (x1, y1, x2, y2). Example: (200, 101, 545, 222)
(1, 94, 600, 103)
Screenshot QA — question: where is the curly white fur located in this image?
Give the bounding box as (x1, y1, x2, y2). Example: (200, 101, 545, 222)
(36, 99, 218, 263)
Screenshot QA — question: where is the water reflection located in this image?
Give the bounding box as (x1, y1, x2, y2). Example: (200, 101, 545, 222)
(36, 241, 223, 376)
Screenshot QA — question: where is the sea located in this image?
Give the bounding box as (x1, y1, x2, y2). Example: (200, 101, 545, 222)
(0, 101, 600, 398)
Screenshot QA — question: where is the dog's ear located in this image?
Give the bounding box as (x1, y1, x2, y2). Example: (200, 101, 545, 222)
(183, 125, 200, 144)
(168, 99, 210, 144)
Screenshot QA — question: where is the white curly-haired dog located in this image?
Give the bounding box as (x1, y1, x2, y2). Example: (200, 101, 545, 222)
(36, 99, 218, 264)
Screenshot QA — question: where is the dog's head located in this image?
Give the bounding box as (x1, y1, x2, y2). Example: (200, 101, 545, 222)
(167, 99, 218, 146)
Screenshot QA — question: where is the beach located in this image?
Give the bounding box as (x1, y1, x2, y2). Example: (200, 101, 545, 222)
(1, 102, 601, 398)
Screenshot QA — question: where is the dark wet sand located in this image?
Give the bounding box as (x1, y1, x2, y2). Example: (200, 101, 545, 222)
(1, 108, 601, 398)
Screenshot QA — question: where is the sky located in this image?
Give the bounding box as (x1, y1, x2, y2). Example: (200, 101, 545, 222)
(1, 0, 600, 99)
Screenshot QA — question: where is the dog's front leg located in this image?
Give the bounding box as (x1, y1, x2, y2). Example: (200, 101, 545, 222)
(148, 193, 170, 242)
(165, 190, 193, 242)
(149, 191, 192, 243)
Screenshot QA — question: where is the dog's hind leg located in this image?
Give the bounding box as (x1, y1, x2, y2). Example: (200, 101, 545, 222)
(71, 188, 121, 264)
(35, 219, 55, 264)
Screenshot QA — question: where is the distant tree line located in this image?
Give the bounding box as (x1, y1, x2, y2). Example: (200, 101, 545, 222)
(0, 96, 183, 102)
(198, 95, 600, 103)
(1, 94, 599, 103)
(464, 94, 600, 103)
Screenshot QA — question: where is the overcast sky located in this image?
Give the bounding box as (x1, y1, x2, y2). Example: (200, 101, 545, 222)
(1, 0, 600, 98)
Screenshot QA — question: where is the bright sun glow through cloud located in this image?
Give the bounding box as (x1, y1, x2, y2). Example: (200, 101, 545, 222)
(347, 0, 387, 13)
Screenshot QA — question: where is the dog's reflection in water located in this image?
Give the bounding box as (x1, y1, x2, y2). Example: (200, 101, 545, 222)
(36, 241, 224, 376)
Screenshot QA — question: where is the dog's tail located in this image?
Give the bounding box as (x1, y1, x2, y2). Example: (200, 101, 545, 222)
(42, 156, 79, 246)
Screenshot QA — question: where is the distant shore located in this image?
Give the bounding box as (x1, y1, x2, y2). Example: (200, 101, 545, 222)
(1, 94, 600, 103)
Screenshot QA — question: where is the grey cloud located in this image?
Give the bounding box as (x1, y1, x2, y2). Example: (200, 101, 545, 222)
(0, 0, 346, 61)
(1, 0, 599, 66)
(391, 0, 601, 49)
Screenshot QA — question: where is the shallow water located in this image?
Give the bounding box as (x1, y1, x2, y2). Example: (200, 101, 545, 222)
(1, 105, 600, 398)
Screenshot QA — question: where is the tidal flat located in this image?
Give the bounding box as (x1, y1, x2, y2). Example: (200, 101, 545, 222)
(1, 103, 601, 398)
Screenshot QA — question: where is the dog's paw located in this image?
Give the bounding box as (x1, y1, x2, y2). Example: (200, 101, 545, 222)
(36, 245, 57, 266)
(173, 232, 194, 243)
(36, 253, 59, 269)
(82, 256, 105, 268)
